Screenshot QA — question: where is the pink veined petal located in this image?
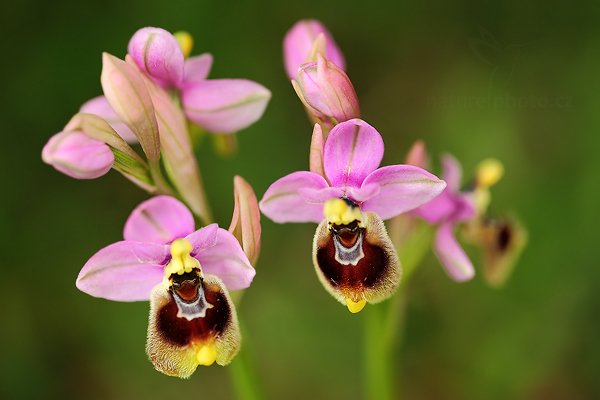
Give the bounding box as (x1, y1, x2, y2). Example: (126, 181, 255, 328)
(346, 183, 380, 203)
(76, 241, 169, 301)
(183, 53, 213, 86)
(182, 79, 271, 133)
(441, 153, 462, 193)
(283, 19, 345, 80)
(323, 119, 384, 189)
(127, 27, 184, 87)
(360, 165, 447, 220)
(185, 223, 219, 257)
(124, 196, 195, 244)
(434, 222, 475, 282)
(405, 140, 428, 168)
(42, 130, 114, 179)
(80, 96, 138, 143)
(260, 171, 331, 224)
(195, 228, 256, 290)
(297, 185, 343, 203)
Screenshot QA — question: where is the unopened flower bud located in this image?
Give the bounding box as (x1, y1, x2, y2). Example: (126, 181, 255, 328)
(292, 54, 360, 127)
(128, 27, 184, 87)
(42, 130, 114, 179)
(284, 19, 345, 80)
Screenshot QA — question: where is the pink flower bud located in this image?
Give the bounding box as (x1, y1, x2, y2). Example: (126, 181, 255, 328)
(284, 19, 345, 80)
(127, 27, 184, 87)
(292, 54, 360, 127)
(42, 130, 114, 179)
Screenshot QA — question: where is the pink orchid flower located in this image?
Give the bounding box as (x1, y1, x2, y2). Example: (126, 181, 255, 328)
(127, 27, 271, 134)
(283, 19, 346, 80)
(413, 154, 477, 282)
(76, 196, 255, 378)
(260, 119, 446, 313)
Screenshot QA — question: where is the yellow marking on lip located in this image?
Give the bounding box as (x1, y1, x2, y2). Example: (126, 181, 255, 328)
(174, 31, 194, 59)
(345, 297, 366, 313)
(196, 343, 217, 366)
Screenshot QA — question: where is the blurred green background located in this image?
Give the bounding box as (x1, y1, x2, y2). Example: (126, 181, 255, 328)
(2, 0, 599, 399)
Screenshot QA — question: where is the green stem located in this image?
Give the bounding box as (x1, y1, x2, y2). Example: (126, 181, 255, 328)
(229, 321, 264, 400)
(363, 305, 395, 400)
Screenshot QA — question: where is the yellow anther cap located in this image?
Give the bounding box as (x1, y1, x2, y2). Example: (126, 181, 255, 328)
(345, 297, 366, 313)
(324, 198, 363, 226)
(165, 238, 199, 276)
(174, 31, 194, 59)
(476, 158, 504, 188)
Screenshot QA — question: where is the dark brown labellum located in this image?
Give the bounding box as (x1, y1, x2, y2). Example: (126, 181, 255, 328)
(313, 212, 401, 307)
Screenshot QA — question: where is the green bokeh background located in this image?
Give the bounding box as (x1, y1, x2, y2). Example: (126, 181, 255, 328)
(2, 0, 599, 399)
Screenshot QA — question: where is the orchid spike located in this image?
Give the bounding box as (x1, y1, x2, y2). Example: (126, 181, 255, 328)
(260, 119, 446, 312)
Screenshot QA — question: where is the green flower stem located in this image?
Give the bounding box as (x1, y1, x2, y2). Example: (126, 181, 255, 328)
(363, 304, 395, 400)
(362, 219, 434, 400)
(229, 320, 264, 400)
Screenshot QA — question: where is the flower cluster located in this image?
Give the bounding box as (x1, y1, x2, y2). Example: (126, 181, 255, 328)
(41, 27, 266, 378)
(259, 19, 527, 315)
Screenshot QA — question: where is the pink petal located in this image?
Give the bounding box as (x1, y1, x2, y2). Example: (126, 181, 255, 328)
(127, 27, 184, 87)
(194, 228, 256, 290)
(413, 190, 456, 224)
(359, 165, 447, 220)
(182, 79, 271, 133)
(434, 222, 475, 282)
(283, 19, 345, 80)
(185, 223, 219, 256)
(441, 153, 463, 192)
(76, 241, 169, 301)
(260, 171, 332, 223)
(80, 96, 137, 142)
(323, 119, 383, 189)
(183, 53, 213, 86)
(42, 130, 113, 179)
(228, 176, 262, 265)
(101, 53, 160, 162)
(124, 196, 195, 244)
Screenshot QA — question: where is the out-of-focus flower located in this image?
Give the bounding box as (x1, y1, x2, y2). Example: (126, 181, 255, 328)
(413, 154, 477, 282)
(260, 119, 445, 312)
(466, 216, 527, 287)
(76, 196, 255, 378)
(229, 176, 262, 265)
(292, 54, 360, 129)
(283, 19, 345, 80)
(126, 27, 271, 134)
(42, 130, 113, 179)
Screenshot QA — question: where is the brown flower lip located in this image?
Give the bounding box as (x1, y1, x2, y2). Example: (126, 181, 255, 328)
(312, 212, 401, 311)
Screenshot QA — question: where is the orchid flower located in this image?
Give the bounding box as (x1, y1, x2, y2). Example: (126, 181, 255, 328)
(283, 19, 346, 80)
(127, 27, 271, 134)
(76, 196, 255, 378)
(412, 154, 478, 282)
(260, 119, 446, 313)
